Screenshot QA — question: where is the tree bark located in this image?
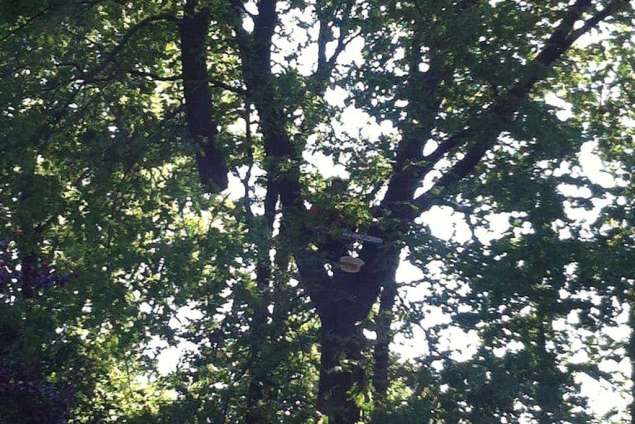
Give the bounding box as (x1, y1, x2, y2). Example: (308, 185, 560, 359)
(312, 248, 401, 422)
(372, 280, 397, 407)
(317, 305, 366, 423)
(629, 291, 635, 424)
(15, 162, 39, 299)
(180, 3, 229, 193)
(535, 319, 560, 424)
(244, 260, 273, 424)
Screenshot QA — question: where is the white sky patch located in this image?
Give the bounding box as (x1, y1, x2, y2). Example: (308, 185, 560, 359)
(474, 213, 513, 244)
(419, 206, 456, 240)
(340, 36, 365, 67)
(139, 302, 152, 314)
(577, 373, 630, 420)
(574, 27, 609, 49)
(544, 92, 574, 121)
(579, 141, 617, 187)
(302, 150, 349, 178)
(339, 106, 373, 134)
(153, 337, 200, 375)
(443, 328, 480, 362)
(155, 343, 181, 375)
(148, 303, 205, 375)
(416, 206, 474, 244)
(493, 340, 525, 358)
(168, 304, 204, 328)
(226, 171, 247, 201)
(324, 86, 348, 107)
(396, 260, 424, 285)
(394, 327, 430, 361)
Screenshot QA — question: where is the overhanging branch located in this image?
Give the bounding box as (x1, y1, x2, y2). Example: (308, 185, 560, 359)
(410, 0, 628, 211)
(85, 13, 179, 81)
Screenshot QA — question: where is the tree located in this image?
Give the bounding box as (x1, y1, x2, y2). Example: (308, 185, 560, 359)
(1, 0, 633, 422)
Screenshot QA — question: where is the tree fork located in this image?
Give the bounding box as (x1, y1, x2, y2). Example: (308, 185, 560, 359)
(368, 2, 626, 413)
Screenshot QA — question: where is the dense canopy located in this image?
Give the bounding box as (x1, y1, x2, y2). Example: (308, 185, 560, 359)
(0, 0, 634, 423)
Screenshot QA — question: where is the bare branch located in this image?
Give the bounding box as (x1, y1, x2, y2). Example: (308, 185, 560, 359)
(313, 0, 356, 89)
(127, 69, 181, 81)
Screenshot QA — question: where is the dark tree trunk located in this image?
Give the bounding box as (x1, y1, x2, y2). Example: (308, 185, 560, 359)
(15, 165, 39, 299)
(629, 292, 635, 424)
(179, 3, 228, 193)
(18, 254, 38, 299)
(312, 245, 401, 423)
(534, 318, 563, 424)
(244, 261, 272, 424)
(372, 280, 397, 408)
(318, 309, 365, 424)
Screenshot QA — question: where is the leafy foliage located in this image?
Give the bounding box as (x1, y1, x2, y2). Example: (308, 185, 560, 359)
(0, 0, 633, 422)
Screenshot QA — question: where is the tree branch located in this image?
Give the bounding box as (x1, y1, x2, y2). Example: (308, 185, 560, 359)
(313, 0, 356, 89)
(127, 69, 247, 94)
(378, 1, 476, 216)
(411, 0, 627, 211)
(180, 6, 229, 192)
(84, 13, 179, 82)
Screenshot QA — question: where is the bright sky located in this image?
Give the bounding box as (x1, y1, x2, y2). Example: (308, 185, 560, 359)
(150, 5, 632, 421)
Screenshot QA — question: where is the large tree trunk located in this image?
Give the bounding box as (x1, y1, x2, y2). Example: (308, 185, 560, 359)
(179, 2, 228, 193)
(629, 292, 635, 424)
(534, 317, 563, 424)
(371, 280, 397, 410)
(311, 246, 401, 422)
(244, 261, 273, 424)
(317, 308, 365, 423)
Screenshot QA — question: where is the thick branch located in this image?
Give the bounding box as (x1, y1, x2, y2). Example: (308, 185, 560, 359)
(230, 0, 330, 293)
(412, 0, 627, 210)
(379, 0, 482, 216)
(180, 7, 229, 192)
(372, 279, 397, 402)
